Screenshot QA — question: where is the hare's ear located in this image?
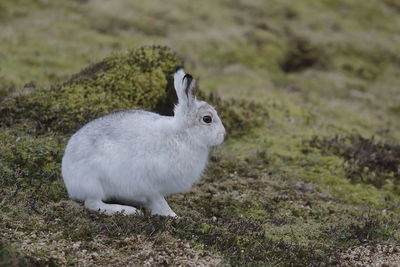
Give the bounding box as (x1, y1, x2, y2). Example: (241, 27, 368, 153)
(174, 67, 186, 104)
(183, 74, 196, 107)
(174, 67, 197, 107)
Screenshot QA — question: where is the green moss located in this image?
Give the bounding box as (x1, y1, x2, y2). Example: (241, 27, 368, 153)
(0, 46, 181, 134)
(0, 129, 67, 203)
(0, 46, 264, 138)
(204, 93, 268, 138)
(309, 135, 400, 189)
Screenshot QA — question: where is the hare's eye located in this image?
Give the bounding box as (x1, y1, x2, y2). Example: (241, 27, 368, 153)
(202, 115, 212, 124)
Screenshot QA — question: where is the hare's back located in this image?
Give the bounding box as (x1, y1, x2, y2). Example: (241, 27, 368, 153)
(80, 110, 162, 136)
(66, 110, 166, 156)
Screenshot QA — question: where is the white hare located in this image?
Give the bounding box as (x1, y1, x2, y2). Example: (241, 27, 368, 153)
(61, 67, 226, 217)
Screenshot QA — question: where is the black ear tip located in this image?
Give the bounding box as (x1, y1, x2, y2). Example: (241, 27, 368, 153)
(184, 74, 193, 79)
(175, 66, 184, 72)
(183, 74, 193, 83)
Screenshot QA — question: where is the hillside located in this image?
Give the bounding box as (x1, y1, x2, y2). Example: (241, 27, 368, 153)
(1, 0, 400, 265)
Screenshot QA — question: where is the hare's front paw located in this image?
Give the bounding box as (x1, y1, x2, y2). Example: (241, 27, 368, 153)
(165, 211, 178, 218)
(148, 196, 178, 218)
(153, 210, 178, 218)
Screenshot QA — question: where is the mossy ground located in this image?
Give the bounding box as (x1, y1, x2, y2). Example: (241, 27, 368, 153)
(1, 0, 400, 266)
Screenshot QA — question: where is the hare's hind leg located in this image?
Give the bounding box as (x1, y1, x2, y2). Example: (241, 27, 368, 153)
(147, 195, 177, 217)
(85, 199, 142, 215)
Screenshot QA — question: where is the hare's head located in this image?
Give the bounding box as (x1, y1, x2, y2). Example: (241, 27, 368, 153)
(173, 67, 225, 146)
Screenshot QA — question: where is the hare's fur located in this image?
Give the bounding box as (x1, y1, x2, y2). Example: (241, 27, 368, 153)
(62, 68, 225, 217)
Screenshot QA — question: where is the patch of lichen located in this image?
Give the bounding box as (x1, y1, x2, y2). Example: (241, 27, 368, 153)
(0, 46, 181, 134)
